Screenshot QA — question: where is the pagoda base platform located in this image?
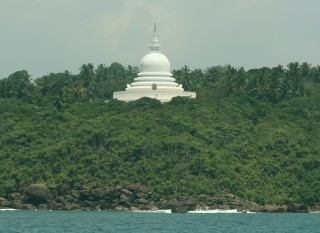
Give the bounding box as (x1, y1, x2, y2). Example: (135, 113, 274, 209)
(113, 90, 196, 103)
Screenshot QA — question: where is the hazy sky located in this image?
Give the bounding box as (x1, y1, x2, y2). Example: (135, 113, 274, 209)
(1, 0, 320, 79)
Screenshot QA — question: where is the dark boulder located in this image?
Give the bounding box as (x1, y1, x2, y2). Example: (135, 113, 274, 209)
(158, 199, 180, 210)
(70, 190, 80, 199)
(114, 205, 129, 211)
(21, 204, 36, 210)
(63, 203, 81, 210)
(57, 196, 67, 204)
(91, 189, 106, 200)
(169, 199, 197, 213)
(0, 197, 11, 207)
(120, 193, 131, 202)
(56, 184, 71, 196)
(100, 200, 112, 210)
(64, 194, 76, 202)
(37, 204, 48, 210)
(119, 194, 134, 208)
(262, 204, 286, 213)
(127, 184, 148, 194)
(25, 184, 54, 204)
(134, 198, 149, 205)
(79, 190, 91, 201)
(287, 203, 309, 213)
(247, 203, 261, 212)
(80, 189, 106, 201)
(7, 192, 22, 201)
(174, 205, 189, 213)
(12, 201, 23, 209)
(136, 192, 149, 199)
(120, 189, 134, 196)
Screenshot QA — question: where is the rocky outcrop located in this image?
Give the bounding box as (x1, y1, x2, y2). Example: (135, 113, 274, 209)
(0, 197, 11, 208)
(25, 184, 54, 204)
(1, 183, 319, 213)
(261, 204, 287, 213)
(287, 203, 308, 213)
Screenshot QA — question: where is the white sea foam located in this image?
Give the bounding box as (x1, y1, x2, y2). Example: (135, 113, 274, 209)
(188, 209, 240, 214)
(133, 209, 172, 213)
(0, 208, 19, 211)
(310, 211, 320, 213)
(242, 210, 257, 214)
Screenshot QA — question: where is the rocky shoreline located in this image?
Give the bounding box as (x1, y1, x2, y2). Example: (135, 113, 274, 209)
(0, 183, 318, 213)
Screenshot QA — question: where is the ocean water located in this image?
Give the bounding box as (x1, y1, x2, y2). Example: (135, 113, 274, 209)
(0, 210, 320, 233)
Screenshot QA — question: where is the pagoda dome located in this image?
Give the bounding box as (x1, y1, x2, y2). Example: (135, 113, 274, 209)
(113, 23, 196, 103)
(140, 52, 171, 73)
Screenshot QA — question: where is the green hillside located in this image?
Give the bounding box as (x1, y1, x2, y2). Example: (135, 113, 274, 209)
(1, 62, 320, 205)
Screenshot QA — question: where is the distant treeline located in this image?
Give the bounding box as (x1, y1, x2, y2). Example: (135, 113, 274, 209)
(1, 62, 320, 108)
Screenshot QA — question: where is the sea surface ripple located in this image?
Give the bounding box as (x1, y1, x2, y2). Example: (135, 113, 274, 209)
(0, 210, 320, 233)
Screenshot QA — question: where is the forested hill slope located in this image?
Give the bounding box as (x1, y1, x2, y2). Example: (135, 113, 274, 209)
(1, 62, 320, 205)
(1, 95, 320, 205)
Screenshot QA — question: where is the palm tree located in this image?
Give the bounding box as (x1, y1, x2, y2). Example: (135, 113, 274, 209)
(95, 64, 108, 82)
(172, 69, 182, 84)
(287, 62, 301, 85)
(80, 63, 95, 89)
(181, 65, 191, 90)
(0, 78, 12, 98)
(6, 70, 32, 100)
(300, 62, 311, 81)
(224, 65, 237, 95)
(235, 67, 247, 93)
(79, 64, 95, 102)
(205, 66, 223, 83)
(35, 76, 52, 96)
(21, 88, 31, 101)
(126, 65, 139, 77)
(310, 66, 320, 83)
(287, 62, 305, 97)
(192, 69, 203, 79)
(52, 96, 64, 111)
(72, 86, 86, 102)
(190, 68, 203, 93)
(108, 62, 126, 80)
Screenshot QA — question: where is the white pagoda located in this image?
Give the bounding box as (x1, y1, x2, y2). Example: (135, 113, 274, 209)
(113, 24, 196, 103)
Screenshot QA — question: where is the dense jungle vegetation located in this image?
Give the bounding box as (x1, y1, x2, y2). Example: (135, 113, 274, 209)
(1, 62, 320, 205)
